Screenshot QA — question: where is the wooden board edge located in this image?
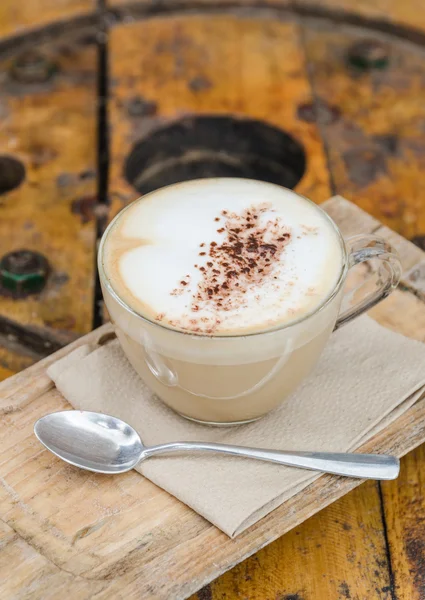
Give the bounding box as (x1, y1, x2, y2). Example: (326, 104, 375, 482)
(2, 196, 425, 599)
(171, 395, 425, 599)
(0, 323, 114, 413)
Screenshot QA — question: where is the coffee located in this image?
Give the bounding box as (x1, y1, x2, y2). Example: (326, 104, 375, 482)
(100, 179, 346, 424)
(103, 179, 342, 335)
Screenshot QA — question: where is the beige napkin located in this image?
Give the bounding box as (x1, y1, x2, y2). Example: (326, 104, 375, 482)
(47, 316, 425, 537)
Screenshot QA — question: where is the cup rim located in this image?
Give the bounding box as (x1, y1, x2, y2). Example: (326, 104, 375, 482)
(98, 179, 349, 339)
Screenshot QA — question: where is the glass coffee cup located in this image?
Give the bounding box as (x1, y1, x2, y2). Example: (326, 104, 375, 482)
(98, 180, 401, 425)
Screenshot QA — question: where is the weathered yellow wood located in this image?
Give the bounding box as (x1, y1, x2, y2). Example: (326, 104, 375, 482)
(0, 347, 32, 382)
(109, 0, 425, 39)
(302, 22, 425, 241)
(192, 196, 419, 600)
(0, 38, 97, 338)
(198, 482, 391, 600)
(381, 445, 425, 600)
(1, 198, 424, 599)
(300, 27, 425, 600)
(296, 0, 425, 33)
(106, 19, 390, 597)
(0, 0, 96, 40)
(108, 15, 331, 222)
(0, 5, 98, 381)
(2, 3, 425, 597)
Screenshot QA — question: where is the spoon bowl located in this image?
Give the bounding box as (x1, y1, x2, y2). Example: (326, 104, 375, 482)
(34, 411, 144, 473)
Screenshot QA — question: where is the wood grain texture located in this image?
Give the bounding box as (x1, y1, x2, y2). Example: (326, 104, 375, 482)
(0, 347, 33, 383)
(0, 7, 99, 385)
(302, 24, 425, 600)
(0, 37, 97, 338)
(381, 445, 425, 600)
(107, 0, 425, 40)
(107, 0, 291, 10)
(199, 482, 392, 600)
(1, 198, 425, 600)
(302, 20, 425, 241)
(0, 0, 96, 40)
(193, 196, 423, 600)
(1, 3, 425, 598)
(296, 0, 425, 34)
(108, 15, 331, 222)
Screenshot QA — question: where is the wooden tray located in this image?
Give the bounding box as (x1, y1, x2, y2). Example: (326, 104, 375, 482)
(2, 196, 425, 600)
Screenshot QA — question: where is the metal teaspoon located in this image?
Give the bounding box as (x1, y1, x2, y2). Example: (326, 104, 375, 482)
(34, 410, 400, 480)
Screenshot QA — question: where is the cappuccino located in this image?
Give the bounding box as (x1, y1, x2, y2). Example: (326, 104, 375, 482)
(100, 179, 346, 424)
(103, 179, 342, 335)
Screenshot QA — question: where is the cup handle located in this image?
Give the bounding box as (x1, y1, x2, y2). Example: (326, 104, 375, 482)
(335, 234, 402, 330)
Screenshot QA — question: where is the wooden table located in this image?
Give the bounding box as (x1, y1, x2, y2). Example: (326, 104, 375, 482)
(1, 1, 425, 598)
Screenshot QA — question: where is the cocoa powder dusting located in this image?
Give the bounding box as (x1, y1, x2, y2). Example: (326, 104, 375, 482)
(164, 203, 293, 332)
(192, 204, 291, 327)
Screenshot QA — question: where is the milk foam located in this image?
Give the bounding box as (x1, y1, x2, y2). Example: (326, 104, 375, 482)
(102, 179, 343, 335)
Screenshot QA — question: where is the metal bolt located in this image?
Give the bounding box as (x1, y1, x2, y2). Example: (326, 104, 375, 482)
(10, 50, 56, 84)
(188, 76, 212, 93)
(126, 96, 157, 117)
(0, 250, 50, 297)
(347, 40, 390, 71)
(71, 195, 97, 224)
(297, 100, 340, 125)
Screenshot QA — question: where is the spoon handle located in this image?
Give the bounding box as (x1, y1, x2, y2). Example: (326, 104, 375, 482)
(144, 442, 399, 480)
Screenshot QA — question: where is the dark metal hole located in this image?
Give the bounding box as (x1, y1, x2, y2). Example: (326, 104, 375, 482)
(124, 116, 306, 195)
(0, 156, 26, 195)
